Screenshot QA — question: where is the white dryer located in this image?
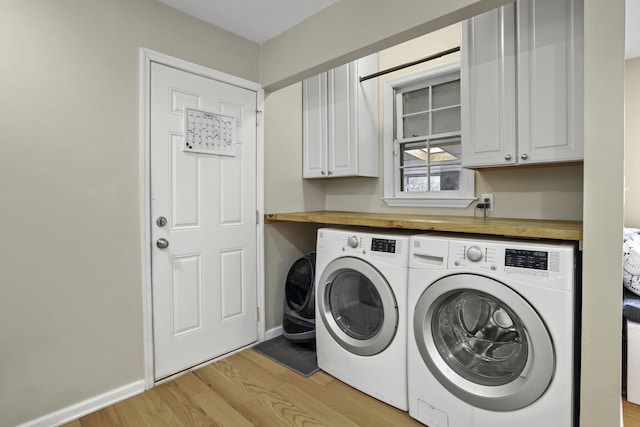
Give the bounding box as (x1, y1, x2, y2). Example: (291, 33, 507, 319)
(315, 228, 411, 411)
(407, 234, 576, 427)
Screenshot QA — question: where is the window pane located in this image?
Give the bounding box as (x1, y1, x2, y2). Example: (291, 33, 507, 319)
(404, 170, 429, 192)
(432, 106, 461, 134)
(432, 80, 460, 109)
(431, 138, 462, 192)
(403, 87, 429, 114)
(403, 113, 430, 138)
(431, 165, 461, 191)
(402, 143, 428, 167)
(400, 138, 462, 193)
(401, 141, 428, 192)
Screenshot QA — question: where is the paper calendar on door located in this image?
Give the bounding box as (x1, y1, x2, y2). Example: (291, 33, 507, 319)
(183, 107, 236, 156)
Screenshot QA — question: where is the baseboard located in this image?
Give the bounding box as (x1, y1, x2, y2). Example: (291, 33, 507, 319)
(264, 325, 283, 340)
(17, 380, 145, 427)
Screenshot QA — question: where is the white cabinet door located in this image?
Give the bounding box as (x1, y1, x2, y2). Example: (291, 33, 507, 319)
(461, 4, 517, 168)
(517, 0, 583, 164)
(461, 0, 583, 168)
(328, 62, 358, 177)
(354, 54, 380, 178)
(303, 55, 378, 178)
(302, 73, 328, 178)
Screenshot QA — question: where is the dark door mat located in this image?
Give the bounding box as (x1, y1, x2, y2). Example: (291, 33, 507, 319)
(252, 335, 319, 377)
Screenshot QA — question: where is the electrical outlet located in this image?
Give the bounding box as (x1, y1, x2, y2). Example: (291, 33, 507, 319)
(481, 193, 494, 212)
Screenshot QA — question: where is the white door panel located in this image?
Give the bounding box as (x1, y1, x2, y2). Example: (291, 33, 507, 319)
(151, 62, 257, 380)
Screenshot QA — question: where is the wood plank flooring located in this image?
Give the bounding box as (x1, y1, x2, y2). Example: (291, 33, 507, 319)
(63, 349, 421, 427)
(63, 349, 640, 426)
(625, 398, 640, 427)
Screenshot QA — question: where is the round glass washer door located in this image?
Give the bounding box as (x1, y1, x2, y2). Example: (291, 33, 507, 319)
(414, 273, 555, 411)
(317, 257, 398, 356)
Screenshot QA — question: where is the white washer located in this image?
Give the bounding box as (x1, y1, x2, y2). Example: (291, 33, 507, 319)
(407, 234, 576, 427)
(315, 228, 411, 411)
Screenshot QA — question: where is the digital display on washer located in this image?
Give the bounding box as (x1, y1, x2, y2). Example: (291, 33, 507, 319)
(505, 249, 548, 270)
(371, 238, 396, 253)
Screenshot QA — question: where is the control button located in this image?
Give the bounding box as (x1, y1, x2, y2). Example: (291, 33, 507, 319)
(348, 236, 359, 248)
(490, 265, 497, 271)
(454, 260, 460, 266)
(466, 246, 484, 263)
(537, 271, 548, 277)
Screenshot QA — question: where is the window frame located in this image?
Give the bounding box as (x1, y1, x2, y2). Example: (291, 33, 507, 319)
(382, 61, 475, 208)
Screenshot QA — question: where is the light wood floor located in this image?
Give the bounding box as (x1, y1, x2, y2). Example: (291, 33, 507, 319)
(63, 348, 640, 426)
(63, 349, 421, 427)
(625, 398, 640, 427)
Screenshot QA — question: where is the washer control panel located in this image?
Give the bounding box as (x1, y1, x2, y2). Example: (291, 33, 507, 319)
(505, 248, 548, 271)
(449, 240, 563, 278)
(451, 243, 499, 271)
(371, 238, 397, 253)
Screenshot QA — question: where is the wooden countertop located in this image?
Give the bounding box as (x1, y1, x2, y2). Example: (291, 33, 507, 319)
(264, 211, 583, 242)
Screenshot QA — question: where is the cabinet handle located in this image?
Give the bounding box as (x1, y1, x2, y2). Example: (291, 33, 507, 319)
(327, 170, 333, 175)
(521, 154, 529, 160)
(505, 154, 512, 161)
(321, 170, 326, 175)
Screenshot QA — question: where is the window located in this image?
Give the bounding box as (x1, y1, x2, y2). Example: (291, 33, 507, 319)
(383, 62, 475, 208)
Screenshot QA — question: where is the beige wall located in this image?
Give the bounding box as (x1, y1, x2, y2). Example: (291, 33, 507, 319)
(626, 58, 640, 227)
(263, 83, 326, 330)
(0, 1, 259, 425)
(580, 1, 625, 424)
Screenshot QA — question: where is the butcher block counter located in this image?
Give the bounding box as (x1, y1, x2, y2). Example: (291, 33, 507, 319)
(264, 211, 583, 243)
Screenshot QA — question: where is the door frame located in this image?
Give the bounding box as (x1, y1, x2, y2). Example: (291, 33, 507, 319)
(139, 48, 265, 389)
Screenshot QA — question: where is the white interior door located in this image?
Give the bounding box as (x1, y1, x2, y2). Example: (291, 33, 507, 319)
(150, 62, 258, 380)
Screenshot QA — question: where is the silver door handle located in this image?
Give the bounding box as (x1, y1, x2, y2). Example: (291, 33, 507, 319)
(156, 238, 169, 249)
(521, 153, 529, 160)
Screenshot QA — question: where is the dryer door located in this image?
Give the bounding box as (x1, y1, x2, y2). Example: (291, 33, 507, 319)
(318, 257, 398, 356)
(413, 273, 554, 411)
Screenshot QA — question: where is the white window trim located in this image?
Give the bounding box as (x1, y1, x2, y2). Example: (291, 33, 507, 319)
(382, 61, 475, 208)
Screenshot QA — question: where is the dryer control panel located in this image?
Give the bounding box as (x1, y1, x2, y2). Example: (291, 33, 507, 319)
(315, 229, 411, 266)
(339, 234, 402, 255)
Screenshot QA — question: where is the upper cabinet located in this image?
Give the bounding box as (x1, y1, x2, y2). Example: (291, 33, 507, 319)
(302, 54, 379, 178)
(461, 0, 583, 168)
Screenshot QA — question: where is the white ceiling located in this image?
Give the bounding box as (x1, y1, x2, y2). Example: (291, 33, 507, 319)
(158, 0, 639, 58)
(156, 0, 336, 43)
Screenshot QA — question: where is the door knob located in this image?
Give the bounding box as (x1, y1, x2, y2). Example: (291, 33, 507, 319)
(156, 238, 169, 249)
(504, 154, 512, 161)
(156, 216, 167, 227)
(521, 153, 529, 160)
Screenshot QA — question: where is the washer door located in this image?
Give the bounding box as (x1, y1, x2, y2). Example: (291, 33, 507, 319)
(318, 257, 398, 356)
(414, 274, 554, 411)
